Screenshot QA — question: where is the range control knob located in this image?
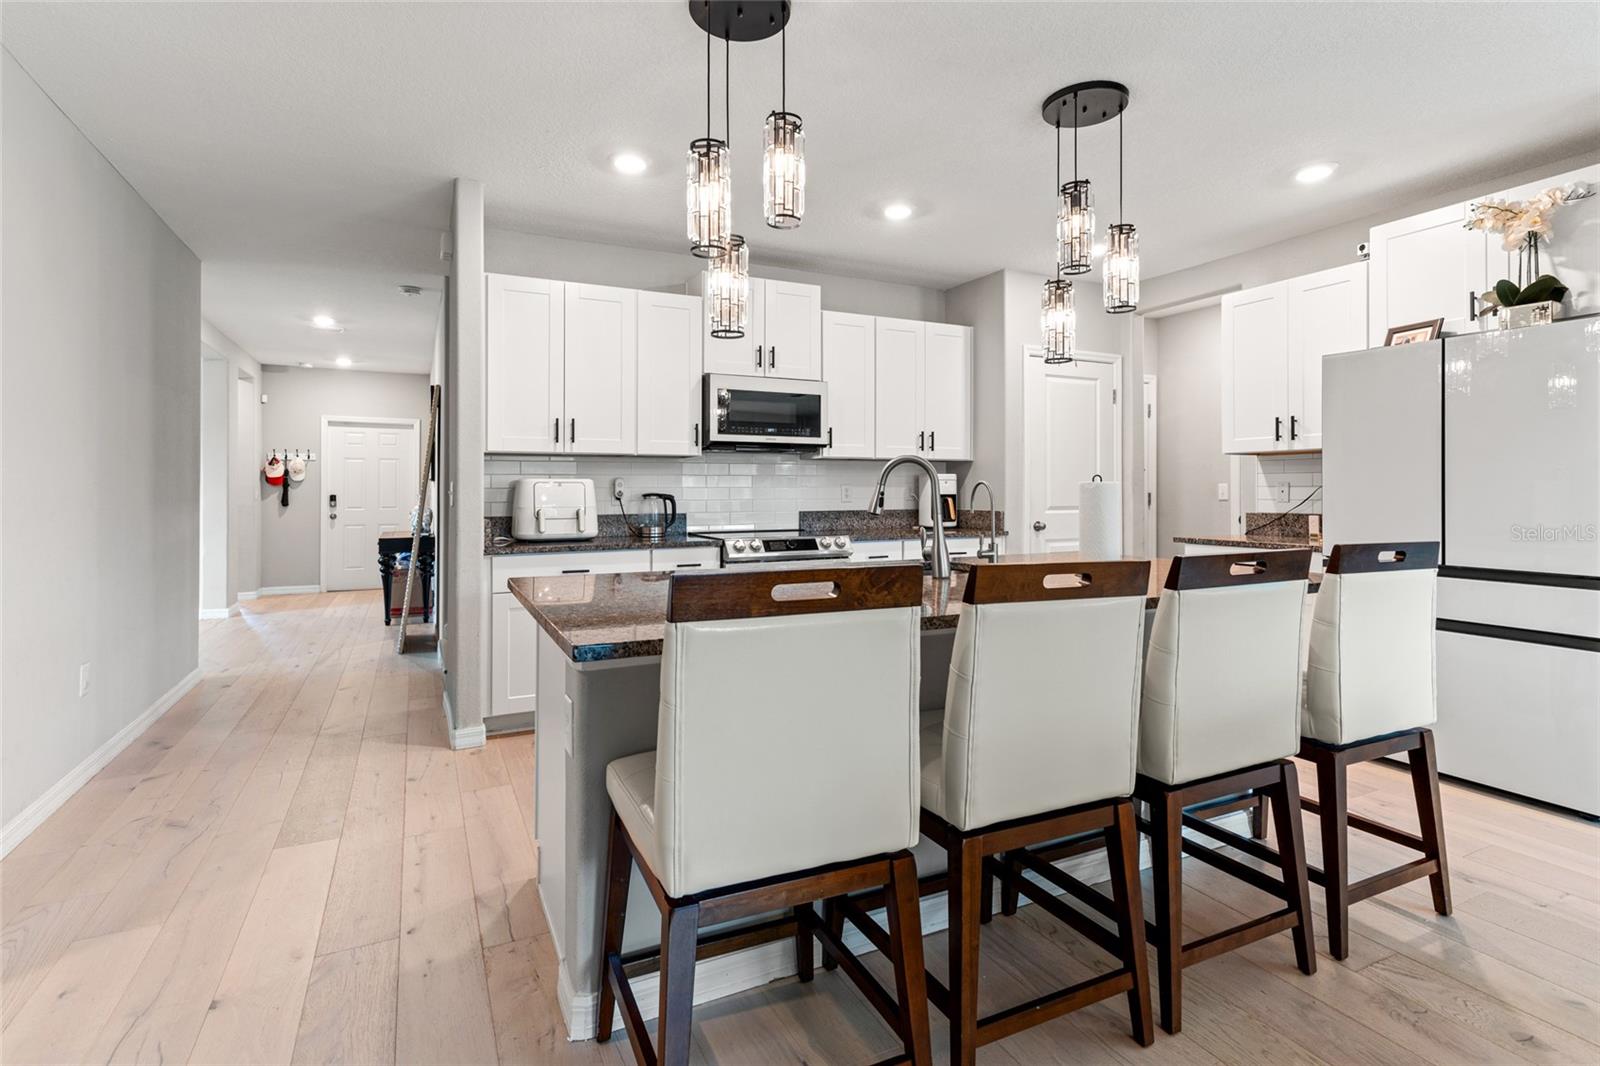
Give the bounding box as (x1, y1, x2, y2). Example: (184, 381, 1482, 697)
(818, 537, 833, 549)
(836, 536, 850, 550)
(731, 539, 747, 552)
(751, 541, 764, 552)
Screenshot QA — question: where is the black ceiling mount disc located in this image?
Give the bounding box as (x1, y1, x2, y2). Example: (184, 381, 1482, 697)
(687, 0, 791, 42)
(1040, 81, 1131, 128)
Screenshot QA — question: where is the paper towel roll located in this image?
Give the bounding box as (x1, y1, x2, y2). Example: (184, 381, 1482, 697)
(1079, 479, 1122, 559)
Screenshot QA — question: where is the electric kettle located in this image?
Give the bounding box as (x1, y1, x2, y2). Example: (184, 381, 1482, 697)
(624, 492, 678, 542)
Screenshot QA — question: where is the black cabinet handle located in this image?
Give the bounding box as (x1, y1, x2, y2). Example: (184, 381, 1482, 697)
(827, 427, 834, 448)
(570, 418, 576, 444)
(929, 429, 936, 451)
(1290, 415, 1299, 441)
(1468, 289, 1477, 322)
(918, 430, 925, 451)
(1274, 415, 1283, 442)
(554, 418, 561, 444)
(561, 568, 590, 574)
(756, 345, 764, 369)
(675, 562, 703, 569)
(768, 346, 775, 369)
(693, 422, 700, 447)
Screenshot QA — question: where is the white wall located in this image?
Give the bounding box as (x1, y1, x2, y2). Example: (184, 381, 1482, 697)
(257, 366, 431, 590)
(1, 51, 202, 836)
(199, 356, 229, 612)
(201, 319, 261, 604)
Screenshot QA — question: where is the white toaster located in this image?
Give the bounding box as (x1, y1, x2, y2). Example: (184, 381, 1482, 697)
(511, 477, 599, 540)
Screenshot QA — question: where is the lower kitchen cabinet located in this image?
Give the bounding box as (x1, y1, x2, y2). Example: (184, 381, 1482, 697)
(491, 591, 542, 718)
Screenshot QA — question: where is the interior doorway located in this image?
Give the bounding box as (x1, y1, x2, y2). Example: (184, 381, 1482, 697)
(320, 416, 420, 591)
(1021, 348, 1123, 554)
(1143, 374, 1158, 555)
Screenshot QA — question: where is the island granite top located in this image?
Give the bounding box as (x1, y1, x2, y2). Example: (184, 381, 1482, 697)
(509, 553, 1319, 663)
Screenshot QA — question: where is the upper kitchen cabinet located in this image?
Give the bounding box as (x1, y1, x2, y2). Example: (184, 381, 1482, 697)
(636, 291, 703, 456)
(486, 273, 564, 453)
(690, 275, 823, 379)
(873, 317, 972, 460)
(1221, 261, 1366, 453)
(1368, 202, 1490, 345)
(820, 311, 875, 458)
(563, 283, 637, 455)
(1489, 164, 1600, 317)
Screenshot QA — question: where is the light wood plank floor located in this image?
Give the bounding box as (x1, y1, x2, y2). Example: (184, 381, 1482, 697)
(2, 591, 1597, 1064)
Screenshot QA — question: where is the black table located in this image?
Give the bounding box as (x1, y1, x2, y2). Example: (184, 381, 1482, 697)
(377, 533, 435, 626)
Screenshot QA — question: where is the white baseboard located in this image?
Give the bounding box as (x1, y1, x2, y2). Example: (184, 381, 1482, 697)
(237, 590, 259, 601)
(1, 666, 203, 857)
(451, 723, 487, 750)
(256, 584, 321, 597)
(555, 810, 1252, 1041)
(198, 606, 231, 620)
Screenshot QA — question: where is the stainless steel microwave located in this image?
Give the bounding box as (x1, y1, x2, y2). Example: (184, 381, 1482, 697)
(703, 374, 828, 449)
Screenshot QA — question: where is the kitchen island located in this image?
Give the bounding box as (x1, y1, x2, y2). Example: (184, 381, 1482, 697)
(512, 554, 1317, 1039)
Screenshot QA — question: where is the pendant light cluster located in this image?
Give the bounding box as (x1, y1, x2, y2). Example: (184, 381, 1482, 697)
(1038, 81, 1141, 361)
(685, 1, 805, 339)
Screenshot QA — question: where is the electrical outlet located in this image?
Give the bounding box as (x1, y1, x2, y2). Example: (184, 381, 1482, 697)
(841, 485, 854, 504)
(612, 477, 626, 501)
(1273, 482, 1292, 504)
(78, 663, 91, 698)
(1216, 482, 1229, 501)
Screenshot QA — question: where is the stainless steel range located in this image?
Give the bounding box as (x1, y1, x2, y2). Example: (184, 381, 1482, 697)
(692, 529, 854, 567)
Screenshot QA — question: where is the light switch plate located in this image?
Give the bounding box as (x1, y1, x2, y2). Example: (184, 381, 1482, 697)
(1216, 483, 1229, 501)
(841, 485, 854, 504)
(1273, 483, 1292, 504)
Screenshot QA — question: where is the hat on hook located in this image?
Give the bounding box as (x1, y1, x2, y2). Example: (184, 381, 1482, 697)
(262, 455, 285, 485)
(286, 456, 307, 483)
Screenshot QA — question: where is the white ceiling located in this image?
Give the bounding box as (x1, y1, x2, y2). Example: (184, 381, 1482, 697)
(5, 2, 1598, 370)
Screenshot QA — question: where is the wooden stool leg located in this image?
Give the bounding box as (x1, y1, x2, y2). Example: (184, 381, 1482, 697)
(1106, 800, 1155, 1046)
(794, 904, 815, 982)
(1000, 851, 1020, 916)
(1150, 788, 1184, 1035)
(1409, 729, 1453, 916)
(1271, 761, 1317, 976)
(1315, 748, 1352, 960)
(947, 837, 983, 1066)
(1250, 792, 1270, 840)
(980, 858, 996, 925)
(595, 812, 632, 1043)
(885, 852, 934, 1066)
(657, 901, 700, 1066)
(820, 897, 843, 971)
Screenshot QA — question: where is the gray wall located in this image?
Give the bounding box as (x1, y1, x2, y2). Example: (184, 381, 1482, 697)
(2, 51, 202, 833)
(201, 319, 262, 605)
(486, 228, 945, 321)
(1150, 305, 1232, 554)
(199, 356, 230, 611)
(257, 366, 431, 589)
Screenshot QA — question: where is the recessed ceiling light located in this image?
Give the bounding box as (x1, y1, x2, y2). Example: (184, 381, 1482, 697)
(883, 202, 914, 222)
(1294, 162, 1338, 185)
(311, 313, 341, 330)
(335, 355, 353, 368)
(612, 152, 648, 176)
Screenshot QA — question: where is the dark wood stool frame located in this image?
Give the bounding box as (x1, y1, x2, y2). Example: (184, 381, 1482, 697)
(822, 561, 1157, 1065)
(594, 564, 934, 1066)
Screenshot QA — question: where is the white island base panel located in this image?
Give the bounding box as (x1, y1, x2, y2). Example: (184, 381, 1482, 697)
(530, 623, 1255, 1042)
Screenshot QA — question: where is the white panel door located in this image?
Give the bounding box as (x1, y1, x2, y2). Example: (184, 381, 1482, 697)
(701, 276, 767, 376)
(563, 284, 637, 455)
(637, 291, 703, 456)
(490, 591, 539, 717)
(485, 273, 563, 453)
(763, 279, 823, 380)
(1221, 282, 1290, 453)
(1024, 356, 1118, 553)
(322, 418, 419, 592)
(1368, 203, 1490, 346)
(821, 311, 875, 458)
(1286, 262, 1367, 451)
(873, 318, 924, 457)
(923, 323, 972, 460)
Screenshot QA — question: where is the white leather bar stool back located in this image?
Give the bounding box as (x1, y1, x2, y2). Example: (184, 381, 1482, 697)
(932, 566, 1147, 830)
(1139, 555, 1311, 785)
(1304, 547, 1437, 744)
(609, 569, 924, 899)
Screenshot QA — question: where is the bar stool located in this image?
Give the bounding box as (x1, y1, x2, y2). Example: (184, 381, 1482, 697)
(595, 564, 933, 1066)
(867, 559, 1155, 1065)
(1299, 542, 1451, 959)
(1135, 550, 1318, 1035)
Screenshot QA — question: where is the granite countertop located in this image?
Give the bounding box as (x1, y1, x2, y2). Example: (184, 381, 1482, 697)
(1173, 511, 1322, 551)
(509, 553, 1319, 663)
(799, 508, 1008, 539)
(1173, 533, 1324, 550)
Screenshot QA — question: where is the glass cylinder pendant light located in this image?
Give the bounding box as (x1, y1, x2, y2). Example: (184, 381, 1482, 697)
(1057, 95, 1094, 275)
(686, 19, 730, 258)
(763, 16, 804, 228)
(1041, 275, 1076, 363)
(706, 233, 750, 338)
(1103, 109, 1140, 313)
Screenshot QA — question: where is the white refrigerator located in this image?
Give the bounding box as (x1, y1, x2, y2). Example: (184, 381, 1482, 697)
(1323, 317, 1600, 815)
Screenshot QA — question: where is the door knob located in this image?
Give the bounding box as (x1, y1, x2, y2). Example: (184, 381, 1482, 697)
(1033, 521, 1047, 531)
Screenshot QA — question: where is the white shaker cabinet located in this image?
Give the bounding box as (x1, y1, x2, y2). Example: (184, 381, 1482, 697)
(763, 279, 824, 380)
(923, 323, 973, 460)
(563, 283, 637, 455)
(874, 317, 925, 456)
(1367, 202, 1491, 346)
(636, 291, 703, 456)
(1285, 261, 1367, 451)
(700, 276, 767, 376)
(821, 311, 876, 458)
(491, 591, 542, 718)
(486, 273, 564, 453)
(1220, 282, 1290, 453)
(1491, 164, 1600, 317)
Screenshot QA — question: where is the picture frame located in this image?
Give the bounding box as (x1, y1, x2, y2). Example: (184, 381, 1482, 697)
(1384, 318, 1445, 346)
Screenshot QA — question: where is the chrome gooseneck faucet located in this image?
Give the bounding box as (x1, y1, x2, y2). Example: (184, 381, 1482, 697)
(867, 454, 950, 579)
(967, 479, 1000, 562)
